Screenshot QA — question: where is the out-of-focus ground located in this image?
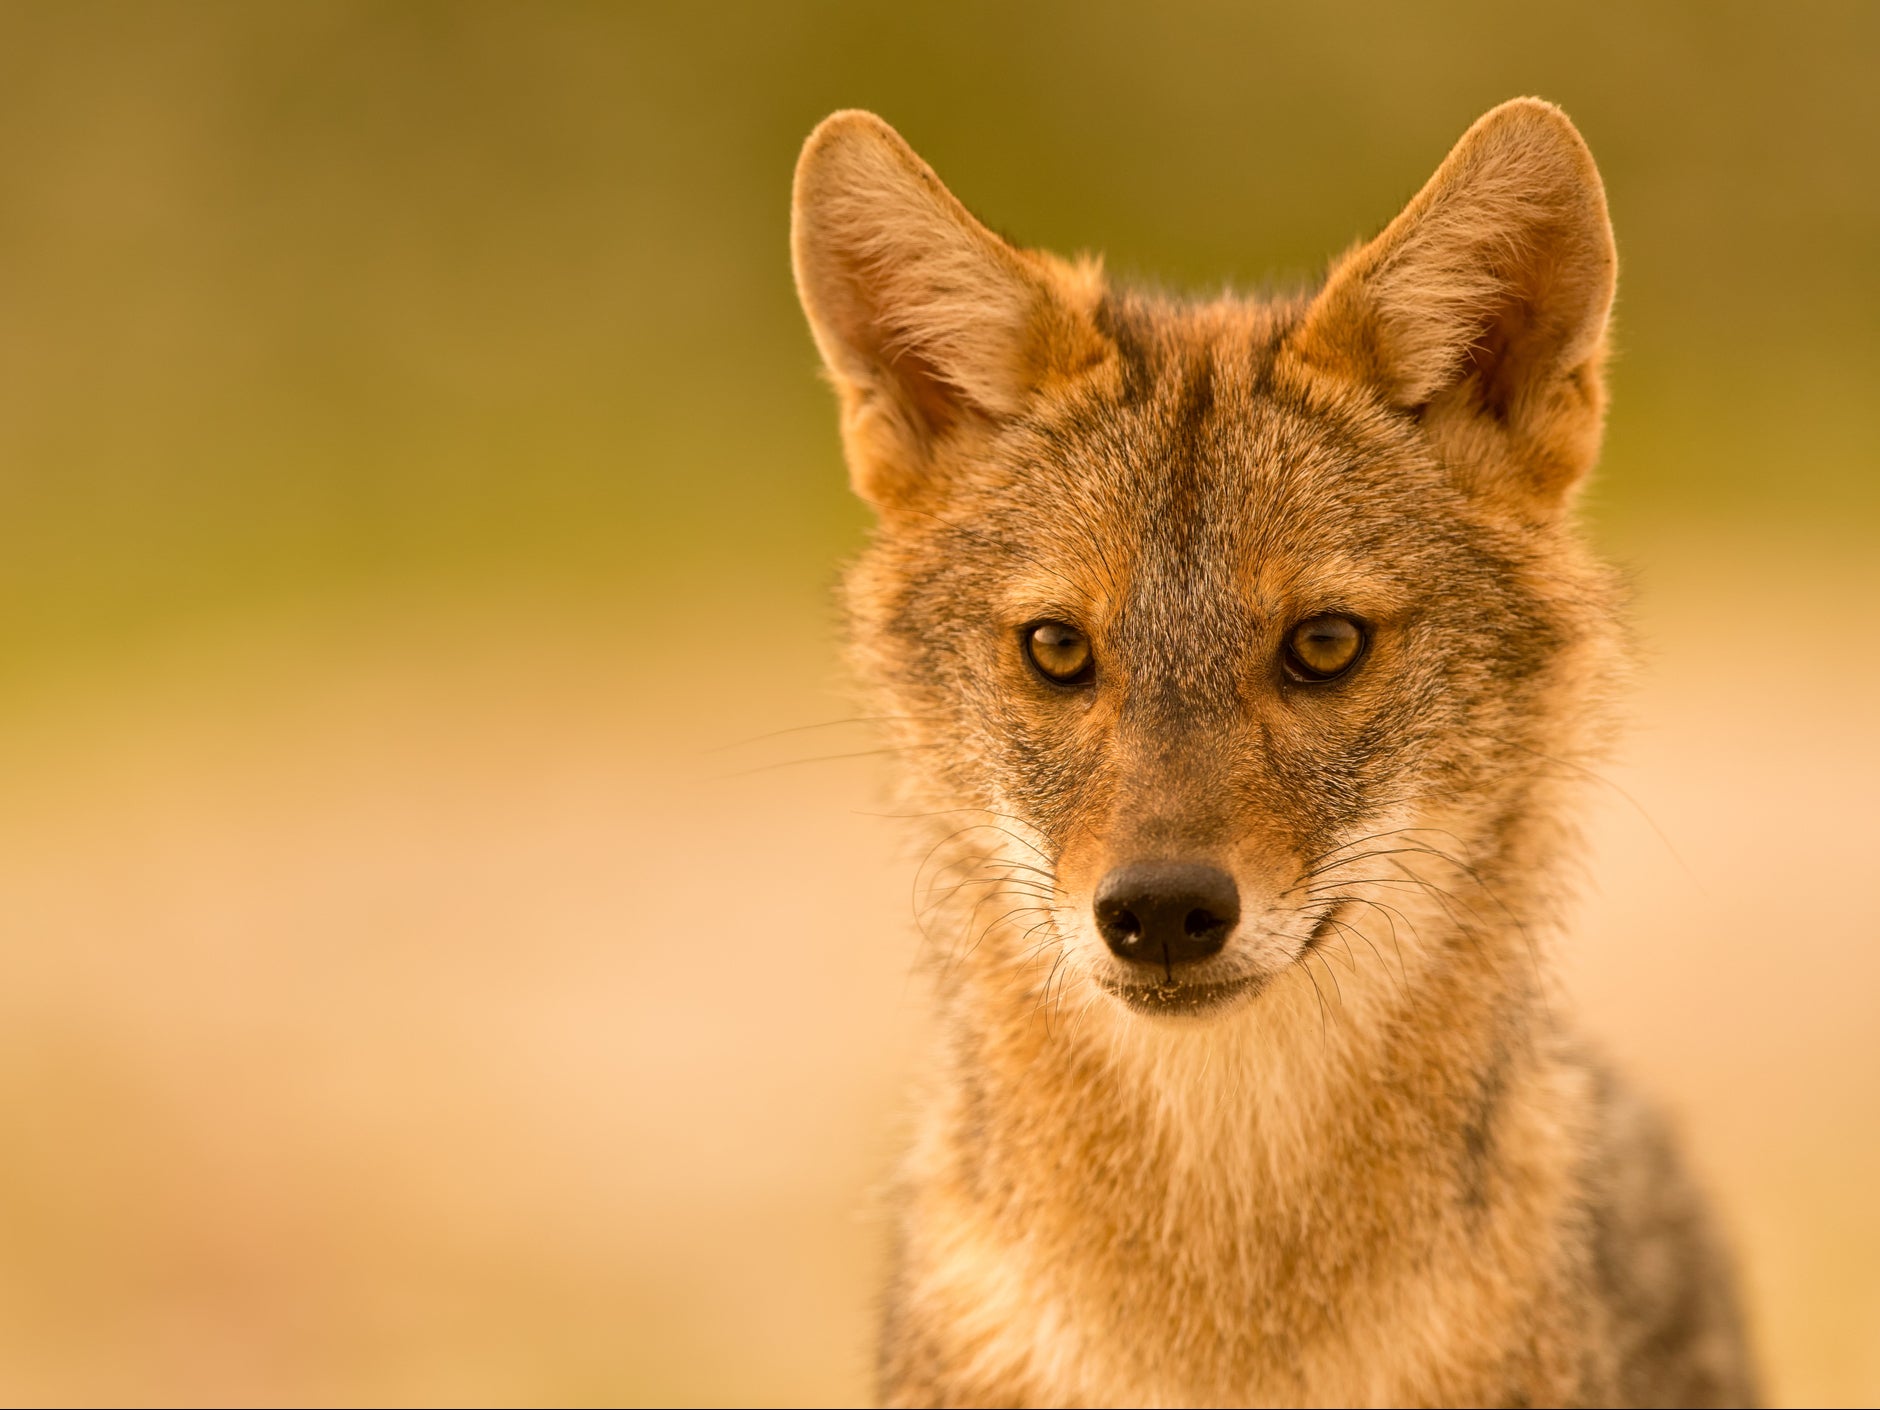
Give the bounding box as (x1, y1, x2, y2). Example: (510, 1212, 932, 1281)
(1, 543, 1876, 1407)
(1, 3, 1876, 1406)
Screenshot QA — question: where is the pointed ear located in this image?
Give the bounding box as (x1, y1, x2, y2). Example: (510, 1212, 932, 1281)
(1290, 99, 1617, 515)
(791, 111, 1109, 507)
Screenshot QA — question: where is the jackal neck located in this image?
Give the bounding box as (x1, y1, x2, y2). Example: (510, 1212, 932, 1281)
(904, 782, 1581, 1233)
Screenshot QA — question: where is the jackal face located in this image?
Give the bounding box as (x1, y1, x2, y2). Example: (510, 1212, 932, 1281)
(793, 101, 1621, 1018)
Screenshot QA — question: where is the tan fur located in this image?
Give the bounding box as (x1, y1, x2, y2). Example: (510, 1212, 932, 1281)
(792, 100, 1758, 1408)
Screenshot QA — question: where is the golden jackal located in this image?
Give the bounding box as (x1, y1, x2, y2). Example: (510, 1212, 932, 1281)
(791, 98, 1758, 1408)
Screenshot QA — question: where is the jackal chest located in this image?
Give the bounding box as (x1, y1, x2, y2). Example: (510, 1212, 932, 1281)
(884, 1185, 1513, 1409)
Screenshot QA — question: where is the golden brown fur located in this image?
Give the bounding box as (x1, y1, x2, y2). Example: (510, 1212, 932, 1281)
(791, 99, 1758, 1407)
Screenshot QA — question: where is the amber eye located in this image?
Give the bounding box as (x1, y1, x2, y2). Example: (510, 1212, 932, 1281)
(1024, 620, 1094, 685)
(1283, 613, 1366, 682)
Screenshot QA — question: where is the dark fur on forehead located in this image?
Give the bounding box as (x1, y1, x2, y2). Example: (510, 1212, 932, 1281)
(1091, 286, 1299, 413)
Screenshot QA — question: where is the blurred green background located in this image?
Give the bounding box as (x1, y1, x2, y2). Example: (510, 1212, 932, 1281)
(0, 2, 1875, 1406)
(3, 0, 1874, 674)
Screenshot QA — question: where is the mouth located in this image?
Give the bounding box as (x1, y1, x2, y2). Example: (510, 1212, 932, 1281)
(1094, 971, 1267, 1017)
(1092, 906, 1345, 1019)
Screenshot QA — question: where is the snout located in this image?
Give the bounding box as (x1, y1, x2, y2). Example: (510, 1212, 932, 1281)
(1094, 860, 1240, 971)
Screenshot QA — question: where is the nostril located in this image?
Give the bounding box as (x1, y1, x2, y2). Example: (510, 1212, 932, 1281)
(1094, 860, 1240, 967)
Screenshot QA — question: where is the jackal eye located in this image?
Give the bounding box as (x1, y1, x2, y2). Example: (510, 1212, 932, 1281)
(1023, 620, 1094, 685)
(1283, 614, 1366, 682)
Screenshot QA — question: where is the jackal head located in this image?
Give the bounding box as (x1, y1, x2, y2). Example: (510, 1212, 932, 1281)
(791, 100, 1622, 1020)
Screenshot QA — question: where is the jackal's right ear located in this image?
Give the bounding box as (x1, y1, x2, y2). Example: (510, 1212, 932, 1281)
(792, 112, 1109, 508)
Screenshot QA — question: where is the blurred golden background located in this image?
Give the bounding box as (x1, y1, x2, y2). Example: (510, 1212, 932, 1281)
(0, 2, 1875, 1405)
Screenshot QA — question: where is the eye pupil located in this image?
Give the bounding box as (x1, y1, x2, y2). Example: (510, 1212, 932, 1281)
(1025, 620, 1093, 684)
(1285, 614, 1364, 681)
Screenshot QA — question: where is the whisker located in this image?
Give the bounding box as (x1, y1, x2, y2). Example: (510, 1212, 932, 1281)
(699, 714, 945, 755)
(1473, 727, 1694, 880)
(1323, 911, 1410, 1000)
(854, 808, 1057, 860)
(1295, 946, 1331, 1045)
(1302, 842, 1472, 882)
(708, 744, 940, 781)
(1319, 892, 1422, 979)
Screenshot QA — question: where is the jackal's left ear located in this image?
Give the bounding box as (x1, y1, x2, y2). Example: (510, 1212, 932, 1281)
(1290, 99, 1616, 516)
(792, 111, 1109, 508)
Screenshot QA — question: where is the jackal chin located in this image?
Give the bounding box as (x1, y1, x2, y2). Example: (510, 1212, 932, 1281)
(1070, 902, 1342, 1023)
(1093, 970, 1270, 1019)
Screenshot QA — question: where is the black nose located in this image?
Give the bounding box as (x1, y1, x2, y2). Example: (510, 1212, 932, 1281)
(1094, 860, 1239, 967)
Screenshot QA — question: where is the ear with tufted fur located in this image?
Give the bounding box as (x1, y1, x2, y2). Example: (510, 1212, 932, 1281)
(791, 110, 1109, 507)
(1290, 98, 1617, 515)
